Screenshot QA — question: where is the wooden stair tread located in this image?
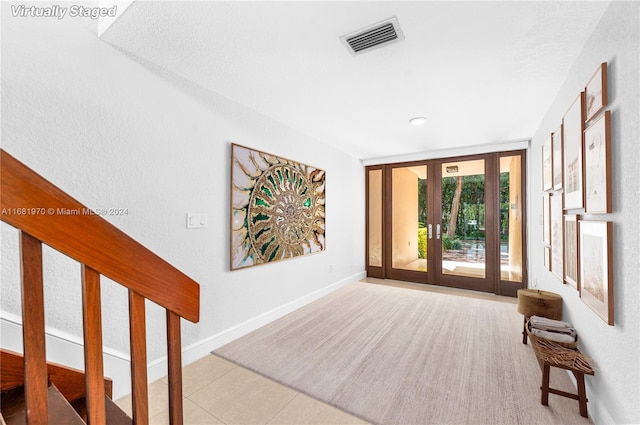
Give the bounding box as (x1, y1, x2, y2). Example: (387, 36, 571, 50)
(1, 349, 113, 400)
(71, 395, 133, 425)
(1, 383, 85, 425)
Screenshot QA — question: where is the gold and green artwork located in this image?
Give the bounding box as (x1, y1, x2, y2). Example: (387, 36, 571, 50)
(231, 144, 325, 270)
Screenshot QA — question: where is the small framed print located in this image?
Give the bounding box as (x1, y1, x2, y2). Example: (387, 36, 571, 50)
(543, 193, 551, 245)
(585, 63, 607, 122)
(564, 215, 580, 290)
(584, 110, 612, 213)
(563, 93, 585, 210)
(579, 221, 613, 325)
(542, 135, 553, 191)
(544, 246, 551, 271)
(552, 125, 563, 191)
(550, 193, 564, 282)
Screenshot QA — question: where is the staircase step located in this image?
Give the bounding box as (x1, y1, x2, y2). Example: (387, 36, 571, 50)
(71, 395, 133, 425)
(1, 349, 113, 400)
(1, 383, 85, 425)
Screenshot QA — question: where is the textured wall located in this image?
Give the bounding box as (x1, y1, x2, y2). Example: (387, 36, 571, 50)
(528, 2, 640, 423)
(1, 4, 365, 368)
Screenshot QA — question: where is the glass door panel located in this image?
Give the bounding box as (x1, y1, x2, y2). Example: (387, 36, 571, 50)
(364, 150, 525, 296)
(391, 165, 428, 272)
(368, 169, 383, 268)
(500, 155, 523, 282)
(440, 159, 486, 279)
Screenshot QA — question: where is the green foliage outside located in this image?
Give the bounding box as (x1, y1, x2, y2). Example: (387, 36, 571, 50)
(442, 235, 462, 250)
(418, 172, 512, 243)
(418, 227, 427, 259)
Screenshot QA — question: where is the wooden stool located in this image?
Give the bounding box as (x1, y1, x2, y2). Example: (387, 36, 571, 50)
(530, 337, 595, 418)
(517, 289, 562, 344)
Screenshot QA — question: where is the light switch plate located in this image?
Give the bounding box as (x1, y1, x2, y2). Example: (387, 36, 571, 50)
(187, 213, 207, 229)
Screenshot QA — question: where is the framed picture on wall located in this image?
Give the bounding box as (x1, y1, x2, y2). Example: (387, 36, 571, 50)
(579, 221, 614, 325)
(230, 143, 326, 270)
(563, 92, 585, 210)
(585, 62, 607, 122)
(542, 135, 553, 192)
(564, 214, 580, 290)
(544, 246, 551, 271)
(543, 193, 551, 246)
(550, 193, 564, 281)
(552, 125, 563, 191)
(584, 110, 612, 213)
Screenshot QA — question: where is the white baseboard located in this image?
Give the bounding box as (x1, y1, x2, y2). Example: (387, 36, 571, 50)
(148, 271, 365, 382)
(0, 311, 132, 399)
(565, 370, 615, 425)
(1, 272, 364, 400)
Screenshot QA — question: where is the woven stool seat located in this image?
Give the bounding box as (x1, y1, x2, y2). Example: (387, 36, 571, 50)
(517, 289, 563, 345)
(517, 289, 563, 320)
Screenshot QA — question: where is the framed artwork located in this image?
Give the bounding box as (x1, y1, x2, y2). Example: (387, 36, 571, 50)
(230, 143, 326, 270)
(542, 135, 553, 191)
(563, 92, 585, 210)
(584, 110, 612, 213)
(585, 62, 607, 122)
(542, 193, 551, 246)
(544, 246, 551, 271)
(564, 214, 580, 290)
(552, 125, 563, 191)
(579, 221, 613, 325)
(550, 193, 564, 281)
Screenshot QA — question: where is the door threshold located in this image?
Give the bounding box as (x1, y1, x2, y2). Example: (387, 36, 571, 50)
(360, 277, 517, 304)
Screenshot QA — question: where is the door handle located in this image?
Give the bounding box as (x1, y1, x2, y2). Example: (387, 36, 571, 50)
(428, 224, 432, 240)
(436, 224, 441, 240)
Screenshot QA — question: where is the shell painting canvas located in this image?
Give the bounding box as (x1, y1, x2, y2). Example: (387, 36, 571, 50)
(230, 144, 325, 270)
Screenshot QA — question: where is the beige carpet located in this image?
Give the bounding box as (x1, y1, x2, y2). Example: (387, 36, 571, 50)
(215, 282, 593, 425)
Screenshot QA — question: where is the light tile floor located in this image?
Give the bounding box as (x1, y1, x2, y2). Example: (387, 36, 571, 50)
(115, 354, 369, 425)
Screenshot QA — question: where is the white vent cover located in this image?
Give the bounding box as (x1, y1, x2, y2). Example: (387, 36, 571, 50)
(340, 17, 404, 55)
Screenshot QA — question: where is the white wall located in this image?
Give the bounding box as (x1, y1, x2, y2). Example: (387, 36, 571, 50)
(528, 2, 639, 424)
(0, 4, 365, 398)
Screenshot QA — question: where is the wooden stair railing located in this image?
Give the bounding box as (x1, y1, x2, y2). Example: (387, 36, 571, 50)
(0, 149, 200, 425)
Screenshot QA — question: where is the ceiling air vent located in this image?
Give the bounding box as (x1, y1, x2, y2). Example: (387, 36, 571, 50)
(340, 17, 404, 55)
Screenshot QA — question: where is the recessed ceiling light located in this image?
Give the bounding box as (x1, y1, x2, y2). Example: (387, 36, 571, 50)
(409, 117, 427, 126)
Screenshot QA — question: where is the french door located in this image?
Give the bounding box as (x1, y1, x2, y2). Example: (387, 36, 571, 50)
(366, 151, 526, 296)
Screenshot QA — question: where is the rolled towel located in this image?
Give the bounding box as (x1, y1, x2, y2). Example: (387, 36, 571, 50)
(530, 328, 577, 344)
(532, 324, 578, 337)
(530, 315, 572, 329)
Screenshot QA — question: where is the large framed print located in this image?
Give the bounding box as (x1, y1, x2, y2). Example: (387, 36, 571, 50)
(564, 214, 580, 290)
(552, 125, 563, 191)
(550, 193, 564, 281)
(563, 93, 585, 210)
(585, 62, 607, 122)
(584, 110, 612, 213)
(579, 221, 613, 325)
(542, 135, 553, 192)
(230, 143, 326, 270)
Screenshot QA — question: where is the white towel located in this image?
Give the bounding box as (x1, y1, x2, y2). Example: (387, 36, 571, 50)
(531, 328, 577, 344)
(532, 324, 578, 337)
(530, 315, 572, 329)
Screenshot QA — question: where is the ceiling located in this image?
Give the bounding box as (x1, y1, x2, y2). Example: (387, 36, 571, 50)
(102, 1, 610, 161)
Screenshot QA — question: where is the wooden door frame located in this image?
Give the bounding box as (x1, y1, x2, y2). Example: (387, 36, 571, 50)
(365, 166, 385, 278)
(364, 150, 527, 297)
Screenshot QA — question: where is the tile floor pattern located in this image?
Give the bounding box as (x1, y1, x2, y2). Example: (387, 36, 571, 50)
(115, 354, 370, 425)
